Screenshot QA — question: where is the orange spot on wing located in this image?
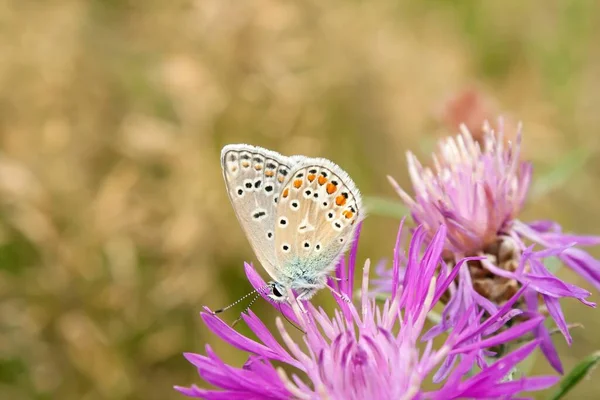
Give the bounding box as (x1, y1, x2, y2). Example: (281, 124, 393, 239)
(335, 195, 347, 206)
(293, 179, 302, 189)
(231, 166, 238, 172)
(282, 188, 289, 198)
(307, 174, 316, 182)
(318, 176, 327, 185)
(242, 161, 250, 167)
(265, 170, 274, 177)
(326, 182, 337, 194)
(343, 210, 354, 219)
(278, 176, 285, 183)
(255, 164, 263, 170)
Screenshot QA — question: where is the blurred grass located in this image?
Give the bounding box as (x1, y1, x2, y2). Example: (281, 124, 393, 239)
(0, 1, 599, 399)
(550, 351, 600, 400)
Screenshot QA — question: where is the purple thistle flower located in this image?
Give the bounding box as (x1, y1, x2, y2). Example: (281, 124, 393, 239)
(386, 120, 599, 373)
(176, 224, 558, 399)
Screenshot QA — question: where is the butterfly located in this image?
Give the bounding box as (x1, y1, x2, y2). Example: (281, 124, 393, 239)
(221, 144, 364, 303)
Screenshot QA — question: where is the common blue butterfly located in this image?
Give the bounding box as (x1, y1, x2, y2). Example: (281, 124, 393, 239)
(221, 144, 364, 303)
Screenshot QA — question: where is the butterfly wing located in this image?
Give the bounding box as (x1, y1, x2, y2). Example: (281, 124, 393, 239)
(221, 144, 299, 281)
(273, 158, 364, 293)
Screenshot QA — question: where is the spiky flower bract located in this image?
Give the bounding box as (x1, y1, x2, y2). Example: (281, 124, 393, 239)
(385, 121, 599, 373)
(176, 224, 558, 399)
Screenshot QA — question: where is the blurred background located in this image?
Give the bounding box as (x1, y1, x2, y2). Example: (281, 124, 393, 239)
(1, 1, 600, 399)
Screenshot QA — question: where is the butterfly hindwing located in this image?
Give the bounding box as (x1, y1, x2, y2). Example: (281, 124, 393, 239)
(273, 158, 363, 291)
(221, 144, 299, 280)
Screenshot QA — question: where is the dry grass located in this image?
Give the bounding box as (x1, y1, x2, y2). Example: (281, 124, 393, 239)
(0, 1, 599, 399)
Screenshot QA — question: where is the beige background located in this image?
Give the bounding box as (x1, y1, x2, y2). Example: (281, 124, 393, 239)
(1, 1, 599, 399)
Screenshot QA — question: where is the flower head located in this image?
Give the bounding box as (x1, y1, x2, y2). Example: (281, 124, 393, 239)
(390, 121, 529, 255)
(176, 224, 558, 399)
(386, 121, 600, 373)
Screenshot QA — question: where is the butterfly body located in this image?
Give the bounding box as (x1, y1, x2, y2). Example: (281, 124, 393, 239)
(270, 249, 338, 300)
(221, 144, 364, 302)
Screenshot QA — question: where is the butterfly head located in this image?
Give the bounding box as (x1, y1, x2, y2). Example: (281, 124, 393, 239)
(267, 278, 324, 303)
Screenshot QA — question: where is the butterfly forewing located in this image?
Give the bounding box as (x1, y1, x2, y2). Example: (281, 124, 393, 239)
(274, 158, 363, 286)
(221, 144, 298, 280)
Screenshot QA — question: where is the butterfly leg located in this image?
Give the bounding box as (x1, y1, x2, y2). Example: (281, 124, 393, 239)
(325, 282, 351, 303)
(294, 293, 310, 313)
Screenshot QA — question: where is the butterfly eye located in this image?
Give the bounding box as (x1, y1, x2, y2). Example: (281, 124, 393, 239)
(272, 284, 284, 298)
(266, 281, 286, 302)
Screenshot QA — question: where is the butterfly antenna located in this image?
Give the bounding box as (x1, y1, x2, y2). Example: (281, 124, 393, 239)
(278, 303, 306, 334)
(213, 287, 263, 314)
(231, 292, 262, 327)
(213, 285, 270, 314)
